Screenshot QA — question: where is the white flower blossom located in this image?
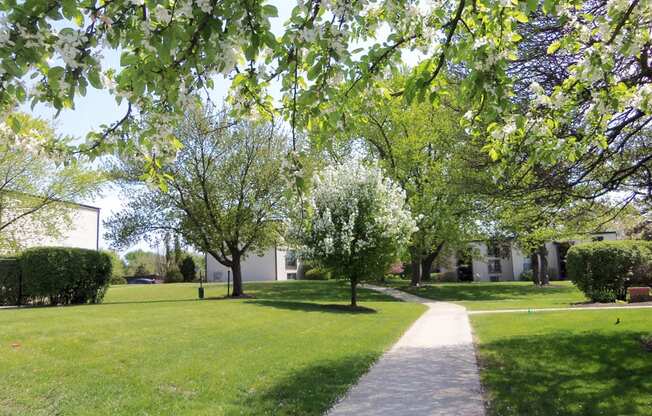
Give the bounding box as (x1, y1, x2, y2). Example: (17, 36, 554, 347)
(196, 0, 213, 14)
(154, 5, 172, 24)
(294, 161, 416, 278)
(54, 31, 87, 69)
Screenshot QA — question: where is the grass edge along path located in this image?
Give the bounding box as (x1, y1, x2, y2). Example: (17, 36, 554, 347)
(471, 308, 652, 416)
(387, 280, 589, 311)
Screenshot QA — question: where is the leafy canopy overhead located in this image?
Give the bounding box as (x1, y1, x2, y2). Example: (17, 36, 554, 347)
(1, 0, 649, 182)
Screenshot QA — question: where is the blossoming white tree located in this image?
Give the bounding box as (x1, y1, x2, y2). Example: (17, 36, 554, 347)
(295, 162, 416, 307)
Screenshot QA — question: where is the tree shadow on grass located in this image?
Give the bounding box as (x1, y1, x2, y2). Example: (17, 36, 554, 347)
(99, 281, 396, 307)
(244, 299, 377, 314)
(244, 353, 379, 415)
(403, 282, 582, 303)
(478, 331, 652, 416)
(246, 281, 400, 303)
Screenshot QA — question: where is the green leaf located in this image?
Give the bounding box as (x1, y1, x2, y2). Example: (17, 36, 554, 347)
(543, 0, 556, 14)
(88, 70, 103, 89)
(488, 148, 500, 161)
(120, 53, 139, 66)
(47, 66, 65, 85)
(61, 0, 77, 20)
(6, 115, 21, 133)
(513, 11, 529, 23)
(547, 41, 561, 55)
(262, 4, 278, 17)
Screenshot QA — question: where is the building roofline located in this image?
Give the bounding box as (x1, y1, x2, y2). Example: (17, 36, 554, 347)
(467, 231, 618, 244)
(71, 201, 101, 211)
(4, 190, 100, 211)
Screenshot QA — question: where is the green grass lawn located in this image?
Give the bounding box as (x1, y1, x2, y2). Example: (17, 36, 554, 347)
(0, 281, 425, 416)
(389, 280, 588, 310)
(472, 309, 652, 415)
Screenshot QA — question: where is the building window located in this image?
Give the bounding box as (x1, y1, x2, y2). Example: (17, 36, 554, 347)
(488, 259, 502, 274)
(592, 236, 604, 242)
(523, 257, 532, 272)
(487, 242, 503, 258)
(286, 273, 297, 280)
(285, 250, 297, 269)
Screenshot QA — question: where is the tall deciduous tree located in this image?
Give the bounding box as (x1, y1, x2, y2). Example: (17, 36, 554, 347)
(335, 76, 493, 286)
(102, 249, 127, 279)
(123, 249, 161, 276)
(294, 161, 416, 307)
(105, 106, 288, 296)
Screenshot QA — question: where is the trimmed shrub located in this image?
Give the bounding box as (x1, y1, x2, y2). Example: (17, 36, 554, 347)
(19, 247, 112, 305)
(567, 240, 652, 302)
(0, 257, 20, 306)
(519, 270, 534, 282)
(303, 267, 330, 280)
(164, 266, 184, 283)
(110, 275, 128, 285)
(180, 256, 197, 282)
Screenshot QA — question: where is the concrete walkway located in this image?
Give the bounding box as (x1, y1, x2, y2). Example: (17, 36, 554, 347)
(327, 285, 485, 416)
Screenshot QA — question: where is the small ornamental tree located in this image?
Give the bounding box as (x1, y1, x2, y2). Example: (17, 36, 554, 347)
(180, 256, 197, 282)
(296, 162, 416, 307)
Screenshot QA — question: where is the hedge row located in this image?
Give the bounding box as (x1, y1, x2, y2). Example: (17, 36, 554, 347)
(303, 267, 331, 280)
(0, 258, 21, 305)
(567, 240, 652, 302)
(0, 247, 112, 306)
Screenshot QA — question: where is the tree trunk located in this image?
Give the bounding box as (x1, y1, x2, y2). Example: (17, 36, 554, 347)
(421, 254, 435, 282)
(421, 243, 444, 282)
(350, 279, 358, 307)
(231, 256, 244, 297)
(538, 245, 549, 285)
(410, 257, 422, 287)
(531, 252, 541, 285)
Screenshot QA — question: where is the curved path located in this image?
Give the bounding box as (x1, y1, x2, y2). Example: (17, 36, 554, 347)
(327, 285, 486, 416)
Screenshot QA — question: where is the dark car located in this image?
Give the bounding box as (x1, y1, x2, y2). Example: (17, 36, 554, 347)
(127, 277, 156, 284)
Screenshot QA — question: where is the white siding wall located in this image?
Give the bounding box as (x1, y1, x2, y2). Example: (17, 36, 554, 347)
(8, 205, 99, 251)
(470, 242, 515, 282)
(545, 242, 560, 279)
(430, 232, 619, 283)
(275, 248, 300, 280)
(510, 245, 527, 279)
(206, 247, 303, 282)
(207, 247, 279, 282)
(470, 242, 489, 281)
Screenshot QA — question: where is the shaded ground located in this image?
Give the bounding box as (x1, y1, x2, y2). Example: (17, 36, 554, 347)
(472, 309, 652, 416)
(389, 280, 588, 310)
(0, 281, 424, 415)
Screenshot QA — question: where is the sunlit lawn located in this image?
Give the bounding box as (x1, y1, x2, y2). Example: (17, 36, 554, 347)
(389, 280, 588, 310)
(472, 309, 652, 415)
(0, 281, 425, 415)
